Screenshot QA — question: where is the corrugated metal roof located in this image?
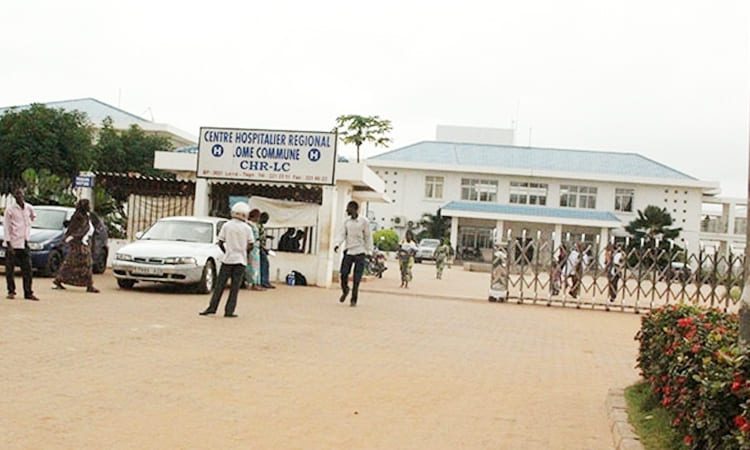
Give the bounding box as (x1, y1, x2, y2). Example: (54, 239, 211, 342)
(0, 98, 152, 129)
(442, 201, 621, 223)
(368, 141, 696, 180)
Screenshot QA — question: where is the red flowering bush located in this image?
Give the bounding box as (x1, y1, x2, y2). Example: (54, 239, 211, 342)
(636, 304, 750, 449)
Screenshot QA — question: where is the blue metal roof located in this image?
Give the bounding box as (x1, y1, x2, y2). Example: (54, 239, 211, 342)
(369, 141, 696, 180)
(175, 145, 198, 153)
(442, 201, 621, 223)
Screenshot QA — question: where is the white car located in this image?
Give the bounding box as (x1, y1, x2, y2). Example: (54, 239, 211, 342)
(415, 238, 441, 263)
(112, 216, 227, 293)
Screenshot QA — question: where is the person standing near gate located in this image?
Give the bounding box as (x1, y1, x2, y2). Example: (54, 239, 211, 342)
(334, 201, 372, 307)
(259, 211, 275, 289)
(608, 244, 624, 303)
(3, 188, 39, 301)
(199, 202, 254, 318)
(245, 209, 264, 291)
(565, 242, 583, 298)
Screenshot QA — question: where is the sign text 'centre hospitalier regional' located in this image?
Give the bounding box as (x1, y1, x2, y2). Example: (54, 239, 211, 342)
(197, 127, 337, 185)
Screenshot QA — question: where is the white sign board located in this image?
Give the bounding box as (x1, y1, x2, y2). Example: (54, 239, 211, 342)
(197, 127, 337, 185)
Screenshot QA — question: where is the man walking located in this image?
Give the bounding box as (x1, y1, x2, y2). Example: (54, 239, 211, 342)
(259, 211, 275, 289)
(4, 188, 39, 301)
(199, 202, 254, 318)
(608, 244, 624, 303)
(334, 201, 373, 307)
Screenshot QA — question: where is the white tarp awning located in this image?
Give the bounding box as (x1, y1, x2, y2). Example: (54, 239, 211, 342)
(247, 196, 319, 228)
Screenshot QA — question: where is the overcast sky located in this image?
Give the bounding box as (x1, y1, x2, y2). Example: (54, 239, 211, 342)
(1, 0, 748, 196)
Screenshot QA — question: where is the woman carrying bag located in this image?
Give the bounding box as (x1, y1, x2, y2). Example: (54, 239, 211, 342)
(53, 199, 99, 293)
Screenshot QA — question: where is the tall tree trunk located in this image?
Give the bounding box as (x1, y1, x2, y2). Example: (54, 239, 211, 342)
(740, 115, 750, 347)
(356, 143, 361, 163)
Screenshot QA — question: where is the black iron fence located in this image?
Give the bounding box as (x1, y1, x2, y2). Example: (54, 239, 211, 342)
(494, 237, 744, 313)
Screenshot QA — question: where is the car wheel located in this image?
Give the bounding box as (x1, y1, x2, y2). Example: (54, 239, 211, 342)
(415, 258, 422, 264)
(117, 278, 136, 289)
(43, 250, 63, 277)
(92, 249, 108, 274)
(196, 260, 216, 294)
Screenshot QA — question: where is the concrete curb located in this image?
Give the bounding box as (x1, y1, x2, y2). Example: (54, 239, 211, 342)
(606, 388, 644, 450)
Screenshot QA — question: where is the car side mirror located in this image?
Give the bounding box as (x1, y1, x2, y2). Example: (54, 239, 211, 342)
(63, 220, 70, 228)
(135, 231, 144, 240)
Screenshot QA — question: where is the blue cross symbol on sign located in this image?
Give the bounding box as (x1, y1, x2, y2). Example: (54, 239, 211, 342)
(308, 148, 321, 162)
(211, 144, 224, 157)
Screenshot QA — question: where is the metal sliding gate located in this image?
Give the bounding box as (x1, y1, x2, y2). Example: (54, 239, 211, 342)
(496, 236, 744, 313)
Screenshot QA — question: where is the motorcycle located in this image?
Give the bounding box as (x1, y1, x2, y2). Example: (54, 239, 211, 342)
(367, 249, 387, 278)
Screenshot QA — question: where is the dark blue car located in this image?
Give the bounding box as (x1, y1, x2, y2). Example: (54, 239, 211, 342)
(0, 206, 109, 276)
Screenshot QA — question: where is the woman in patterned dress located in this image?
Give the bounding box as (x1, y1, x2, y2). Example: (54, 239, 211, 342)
(53, 199, 99, 293)
(398, 231, 418, 288)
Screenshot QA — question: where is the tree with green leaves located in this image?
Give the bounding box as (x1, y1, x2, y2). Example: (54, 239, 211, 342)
(417, 212, 451, 241)
(21, 168, 76, 206)
(625, 205, 682, 246)
(335, 114, 392, 163)
(373, 228, 399, 251)
(0, 104, 93, 178)
(625, 205, 683, 272)
(93, 118, 173, 177)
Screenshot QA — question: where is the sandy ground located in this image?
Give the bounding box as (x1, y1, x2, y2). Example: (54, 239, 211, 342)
(1, 266, 641, 449)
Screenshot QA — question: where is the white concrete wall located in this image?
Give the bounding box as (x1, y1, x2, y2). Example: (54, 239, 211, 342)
(366, 165, 706, 252)
(269, 252, 319, 285)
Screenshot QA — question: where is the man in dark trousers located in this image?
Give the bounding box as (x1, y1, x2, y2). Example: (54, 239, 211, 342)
(3, 188, 39, 301)
(199, 202, 254, 318)
(334, 201, 373, 307)
(259, 211, 275, 289)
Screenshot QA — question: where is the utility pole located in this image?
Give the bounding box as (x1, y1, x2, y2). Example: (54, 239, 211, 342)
(740, 108, 750, 346)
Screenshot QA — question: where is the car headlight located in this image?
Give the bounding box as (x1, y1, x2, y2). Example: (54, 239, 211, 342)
(28, 242, 45, 250)
(116, 253, 133, 261)
(164, 257, 197, 265)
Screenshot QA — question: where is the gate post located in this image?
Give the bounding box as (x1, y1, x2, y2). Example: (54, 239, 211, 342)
(194, 179, 210, 216)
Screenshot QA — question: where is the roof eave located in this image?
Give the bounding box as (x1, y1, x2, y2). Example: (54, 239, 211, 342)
(366, 160, 717, 190)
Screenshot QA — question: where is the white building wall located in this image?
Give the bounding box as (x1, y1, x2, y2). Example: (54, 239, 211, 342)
(367, 164, 706, 252)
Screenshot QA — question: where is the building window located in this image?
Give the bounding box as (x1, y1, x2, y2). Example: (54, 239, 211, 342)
(509, 181, 548, 205)
(614, 188, 634, 212)
(424, 176, 444, 199)
(461, 178, 498, 202)
(560, 185, 597, 209)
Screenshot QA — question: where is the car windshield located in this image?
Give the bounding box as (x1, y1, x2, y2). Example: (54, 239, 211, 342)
(33, 209, 68, 230)
(141, 220, 214, 243)
(419, 239, 440, 248)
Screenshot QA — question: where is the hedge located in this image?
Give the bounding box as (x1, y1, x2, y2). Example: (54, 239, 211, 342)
(636, 304, 750, 449)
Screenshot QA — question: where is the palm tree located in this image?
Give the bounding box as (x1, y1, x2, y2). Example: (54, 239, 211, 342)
(625, 205, 682, 245)
(625, 205, 682, 272)
(335, 115, 392, 163)
(417, 212, 450, 241)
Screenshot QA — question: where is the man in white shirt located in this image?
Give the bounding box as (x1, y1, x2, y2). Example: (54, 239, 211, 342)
(608, 244, 625, 303)
(200, 202, 255, 318)
(334, 201, 373, 307)
(3, 188, 38, 301)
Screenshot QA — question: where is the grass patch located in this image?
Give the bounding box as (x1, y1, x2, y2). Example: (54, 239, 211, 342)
(624, 382, 684, 450)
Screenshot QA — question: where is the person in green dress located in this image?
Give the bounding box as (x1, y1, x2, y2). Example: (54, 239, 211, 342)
(434, 239, 451, 280)
(398, 231, 418, 288)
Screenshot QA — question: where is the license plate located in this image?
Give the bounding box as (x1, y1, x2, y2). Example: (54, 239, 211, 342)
(133, 266, 163, 276)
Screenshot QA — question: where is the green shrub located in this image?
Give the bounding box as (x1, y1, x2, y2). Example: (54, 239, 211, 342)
(636, 304, 750, 449)
(373, 228, 399, 251)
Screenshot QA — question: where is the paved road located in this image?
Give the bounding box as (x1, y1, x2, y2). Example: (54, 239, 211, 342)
(1, 271, 641, 449)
